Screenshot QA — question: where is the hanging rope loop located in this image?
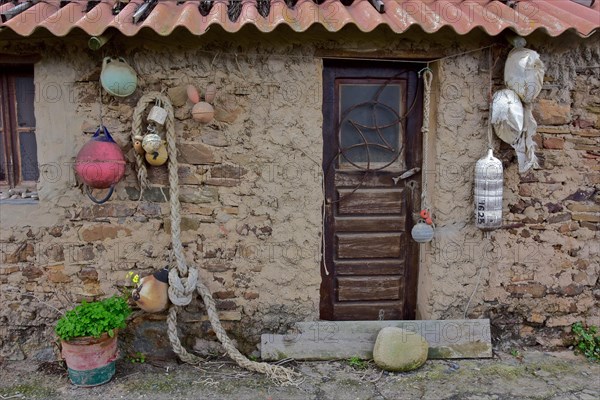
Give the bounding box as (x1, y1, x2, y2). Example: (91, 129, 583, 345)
(420, 69, 433, 212)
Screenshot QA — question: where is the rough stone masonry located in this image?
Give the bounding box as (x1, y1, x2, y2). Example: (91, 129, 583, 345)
(0, 28, 598, 361)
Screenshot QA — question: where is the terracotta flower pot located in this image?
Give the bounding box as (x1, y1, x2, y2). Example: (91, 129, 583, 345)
(61, 332, 119, 387)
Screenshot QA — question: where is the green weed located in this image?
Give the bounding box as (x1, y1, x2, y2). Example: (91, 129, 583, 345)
(572, 322, 600, 362)
(347, 356, 368, 370)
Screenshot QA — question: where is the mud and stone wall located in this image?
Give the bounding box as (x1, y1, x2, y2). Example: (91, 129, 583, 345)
(422, 33, 600, 348)
(0, 28, 598, 360)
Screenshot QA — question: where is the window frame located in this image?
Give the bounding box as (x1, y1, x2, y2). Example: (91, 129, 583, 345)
(336, 78, 408, 171)
(0, 64, 38, 189)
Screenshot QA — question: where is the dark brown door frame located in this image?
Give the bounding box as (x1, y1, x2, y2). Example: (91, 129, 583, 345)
(320, 59, 424, 321)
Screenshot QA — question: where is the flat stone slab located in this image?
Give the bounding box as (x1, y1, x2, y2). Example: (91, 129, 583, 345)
(261, 319, 492, 361)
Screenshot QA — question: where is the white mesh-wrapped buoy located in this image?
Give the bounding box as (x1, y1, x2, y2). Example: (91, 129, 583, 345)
(491, 89, 523, 145)
(504, 48, 545, 104)
(475, 149, 503, 230)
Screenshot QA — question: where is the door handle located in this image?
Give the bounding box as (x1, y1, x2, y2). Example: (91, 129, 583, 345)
(392, 167, 420, 185)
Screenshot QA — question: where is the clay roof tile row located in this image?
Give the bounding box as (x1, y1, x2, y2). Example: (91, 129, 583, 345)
(0, 0, 598, 38)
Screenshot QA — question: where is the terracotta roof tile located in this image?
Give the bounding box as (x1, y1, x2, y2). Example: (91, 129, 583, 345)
(0, 0, 598, 38)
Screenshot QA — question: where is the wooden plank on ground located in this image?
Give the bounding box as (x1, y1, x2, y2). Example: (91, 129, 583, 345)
(261, 319, 492, 361)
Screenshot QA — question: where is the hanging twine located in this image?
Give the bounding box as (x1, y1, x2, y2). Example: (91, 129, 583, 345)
(487, 48, 494, 151)
(420, 69, 433, 212)
(487, 113, 494, 151)
(131, 92, 301, 385)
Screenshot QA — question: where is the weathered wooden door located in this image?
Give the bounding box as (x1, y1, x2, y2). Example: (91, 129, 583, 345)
(320, 60, 423, 321)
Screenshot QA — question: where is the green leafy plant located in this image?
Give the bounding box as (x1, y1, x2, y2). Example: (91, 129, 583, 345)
(127, 352, 146, 364)
(347, 355, 368, 370)
(571, 322, 600, 362)
(55, 295, 131, 342)
(510, 348, 523, 361)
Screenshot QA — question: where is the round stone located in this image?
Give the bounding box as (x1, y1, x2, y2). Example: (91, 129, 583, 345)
(373, 327, 429, 372)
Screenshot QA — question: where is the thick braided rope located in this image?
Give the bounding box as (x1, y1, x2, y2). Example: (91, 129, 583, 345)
(161, 93, 199, 307)
(135, 92, 301, 384)
(131, 94, 156, 191)
(420, 70, 433, 211)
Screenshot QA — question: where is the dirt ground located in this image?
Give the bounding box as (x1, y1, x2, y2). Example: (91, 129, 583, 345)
(0, 349, 598, 400)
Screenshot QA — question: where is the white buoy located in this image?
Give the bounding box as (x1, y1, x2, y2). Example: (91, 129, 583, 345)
(475, 149, 503, 230)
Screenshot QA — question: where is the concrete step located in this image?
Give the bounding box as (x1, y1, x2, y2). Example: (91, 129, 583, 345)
(261, 319, 492, 361)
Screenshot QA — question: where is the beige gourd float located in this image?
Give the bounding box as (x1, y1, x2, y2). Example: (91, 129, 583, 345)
(187, 84, 217, 124)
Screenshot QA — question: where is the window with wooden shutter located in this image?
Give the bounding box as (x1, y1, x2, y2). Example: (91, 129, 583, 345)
(0, 65, 38, 188)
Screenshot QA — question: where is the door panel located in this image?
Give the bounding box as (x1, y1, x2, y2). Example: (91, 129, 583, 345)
(334, 172, 392, 187)
(332, 302, 404, 321)
(336, 260, 406, 276)
(336, 233, 403, 259)
(320, 60, 423, 321)
(337, 188, 404, 215)
(337, 276, 403, 301)
(334, 215, 406, 232)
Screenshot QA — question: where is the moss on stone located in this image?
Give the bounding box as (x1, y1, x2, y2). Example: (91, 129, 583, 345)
(538, 361, 573, 375)
(123, 374, 178, 393)
(481, 364, 527, 380)
(0, 383, 58, 399)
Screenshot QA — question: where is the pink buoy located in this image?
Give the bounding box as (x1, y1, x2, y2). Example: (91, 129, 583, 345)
(187, 84, 200, 104)
(74, 126, 126, 204)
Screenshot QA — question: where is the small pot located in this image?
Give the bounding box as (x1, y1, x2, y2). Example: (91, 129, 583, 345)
(61, 332, 119, 387)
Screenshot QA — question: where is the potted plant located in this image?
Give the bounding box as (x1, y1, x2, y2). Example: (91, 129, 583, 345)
(55, 295, 131, 387)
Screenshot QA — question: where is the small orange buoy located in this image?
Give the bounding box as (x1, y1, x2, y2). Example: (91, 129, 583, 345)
(426, 217, 433, 225)
(420, 209, 429, 219)
(133, 140, 145, 155)
(187, 85, 200, 104)
(133, 135, 145, 155)
(192, 101, 214, 123)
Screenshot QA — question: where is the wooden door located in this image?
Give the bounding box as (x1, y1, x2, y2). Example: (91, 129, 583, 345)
(320, 60, 423, 321)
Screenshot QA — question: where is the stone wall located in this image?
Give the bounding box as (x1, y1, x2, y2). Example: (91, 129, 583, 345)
(0, 28, 598, 360)
(422, 33, 600, 348)
(1, 33, 325, 360)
